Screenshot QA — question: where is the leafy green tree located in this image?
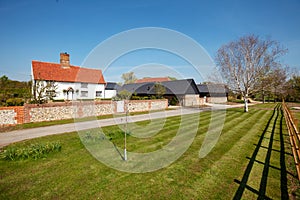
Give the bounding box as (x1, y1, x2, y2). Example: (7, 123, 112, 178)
(113, 89, 132, 100)
(121, 72, 137, 84)
(154, 83, 166, 99)
(168, 76, 177, 81)
(0, 75, 32, 106)
(0, 75, 9, 105)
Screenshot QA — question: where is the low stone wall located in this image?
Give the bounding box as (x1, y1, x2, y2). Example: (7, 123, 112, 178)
(128, 101, 150, 112)
(0, 99, 168, 126)
(127, 99, 168, 112)
(183, 95, 203, 107)
(207, 97, 228, 103)
(150, 100, 168, 110)
(0, 106, 24, 126)
(27, 104, 76, 123)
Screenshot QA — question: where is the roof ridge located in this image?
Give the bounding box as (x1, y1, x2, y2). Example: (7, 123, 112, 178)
(32, 60, 105, 84)
(32, 60, 103, 71)
(32, 60, 81, 69)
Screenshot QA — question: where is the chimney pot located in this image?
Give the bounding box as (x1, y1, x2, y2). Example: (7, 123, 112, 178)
(60, 52, 70, 68)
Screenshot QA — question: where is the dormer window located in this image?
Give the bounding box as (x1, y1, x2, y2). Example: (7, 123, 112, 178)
(81, 83, 88, 88)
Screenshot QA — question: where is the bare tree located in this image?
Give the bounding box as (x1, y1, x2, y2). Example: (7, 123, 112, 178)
(268, 67, 288, 101)
(285, 73, 300, 102)
(33, 79, 58, 104)
(215, 35, 287, 112)
(254, 66, 288, 103)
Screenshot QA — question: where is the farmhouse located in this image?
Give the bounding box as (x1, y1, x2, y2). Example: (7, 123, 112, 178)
(31, 53, 106, 101)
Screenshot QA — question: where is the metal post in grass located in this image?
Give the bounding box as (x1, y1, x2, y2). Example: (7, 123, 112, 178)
(124, 105, 128, 161)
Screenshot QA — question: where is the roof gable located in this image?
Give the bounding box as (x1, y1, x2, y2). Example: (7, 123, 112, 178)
(197, 84, 228, 94)
(105, 82, 121, 90)
(32, 61, 105, 84)
(162, 79, 199, 95)
(119, 79, 200, 95)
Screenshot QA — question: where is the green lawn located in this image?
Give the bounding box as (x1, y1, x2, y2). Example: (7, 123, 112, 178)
(0, 109, 174, 133)
(0, 103, 299, 199)
(288, 102, 300, 131)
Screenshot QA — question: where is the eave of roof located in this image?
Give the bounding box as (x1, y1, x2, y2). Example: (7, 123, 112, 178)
(32, 61, 105, 84)
(135, 77, 171, 83)
(197, 84, 228, 94)
(120, 79, 200, 95)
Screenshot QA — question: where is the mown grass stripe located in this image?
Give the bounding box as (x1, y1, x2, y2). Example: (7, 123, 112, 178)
(279, 109, 289, 199)
(233, 104, 279, 199)
(1, 103, 298, 199)
(131, 109, 263, 155)
(258, 105, 280, 199)
(185, 108, 273, 199)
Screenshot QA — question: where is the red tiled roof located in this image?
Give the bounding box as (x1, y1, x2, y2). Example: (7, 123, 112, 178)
(32, 61, 105, 84)
(135, 77, 171, 83)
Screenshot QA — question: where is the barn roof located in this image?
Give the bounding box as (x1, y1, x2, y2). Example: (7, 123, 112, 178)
(135, 77, 171, 83)
(119, 79, 200, 95)
(105, 82, 121, 90)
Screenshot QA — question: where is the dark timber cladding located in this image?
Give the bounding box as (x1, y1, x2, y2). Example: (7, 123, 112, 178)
(197, 84, 228, 97)
(119, 79, 200, 96)
(105, 82, 121, 90)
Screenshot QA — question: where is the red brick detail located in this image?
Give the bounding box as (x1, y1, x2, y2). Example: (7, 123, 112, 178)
(0, 106, 25, 126)
(14, 106, 25, 124)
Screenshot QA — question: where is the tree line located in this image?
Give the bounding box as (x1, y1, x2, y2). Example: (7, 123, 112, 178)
(0, 75, 31, 106)
(215, 34, 300, 112)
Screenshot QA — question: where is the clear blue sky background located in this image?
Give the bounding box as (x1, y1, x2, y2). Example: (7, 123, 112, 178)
(0, 0, 299, 82)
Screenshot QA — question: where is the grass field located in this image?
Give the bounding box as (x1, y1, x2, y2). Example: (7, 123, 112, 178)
(0, 109, 175, 133)
(288, 102, 300, 131)
(0, 103, 299, 199)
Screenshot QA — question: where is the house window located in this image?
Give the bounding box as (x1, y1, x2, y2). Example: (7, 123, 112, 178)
(81, 83, 88, 88)
(46, 81, 56, 87)
(80, 91, 88, 97)
(96, 91, 102, 97)
(46, 90, 56, 98)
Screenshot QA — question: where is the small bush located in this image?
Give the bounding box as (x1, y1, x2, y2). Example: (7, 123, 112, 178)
(169, 97, 178, 105)
(53, 99, 65, 102)
(6, 98, 24, 106)
(0, 142, 62, 161)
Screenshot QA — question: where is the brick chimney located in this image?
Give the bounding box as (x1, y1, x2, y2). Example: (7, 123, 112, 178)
(60, 52, 70, 68)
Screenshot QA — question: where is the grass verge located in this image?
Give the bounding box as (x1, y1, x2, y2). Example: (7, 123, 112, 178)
(0, 103, 299, 199)
(0, 109, 175, 133)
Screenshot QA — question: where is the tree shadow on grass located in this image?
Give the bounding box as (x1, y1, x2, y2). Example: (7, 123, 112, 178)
(113, 143, 125, 160)
(233, 105, 293, 199)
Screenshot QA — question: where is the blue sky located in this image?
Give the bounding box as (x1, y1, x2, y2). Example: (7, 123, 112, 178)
(0, 0, 299, 83)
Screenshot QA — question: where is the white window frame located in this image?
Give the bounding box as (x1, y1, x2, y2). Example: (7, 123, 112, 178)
(96, 91, 102, 97)
(80, 91, 88, 97)
(81, 83, 88, 88)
